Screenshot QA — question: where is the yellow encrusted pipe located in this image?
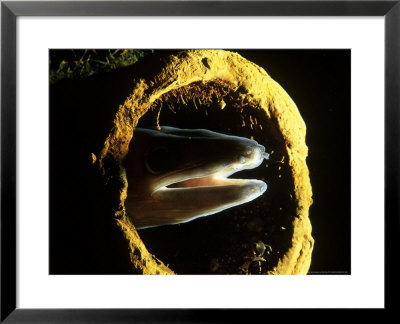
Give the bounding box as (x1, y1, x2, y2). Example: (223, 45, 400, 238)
(98, 50, 313, 275)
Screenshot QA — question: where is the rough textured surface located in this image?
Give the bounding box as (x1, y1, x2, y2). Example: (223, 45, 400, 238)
(97, 50, 313, 275)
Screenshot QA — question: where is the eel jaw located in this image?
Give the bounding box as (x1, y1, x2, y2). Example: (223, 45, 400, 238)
(145, 147, 268, 229)
(152, 176, 267, 224)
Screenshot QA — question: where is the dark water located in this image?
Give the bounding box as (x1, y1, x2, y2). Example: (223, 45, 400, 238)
(49, 49, 350, 274)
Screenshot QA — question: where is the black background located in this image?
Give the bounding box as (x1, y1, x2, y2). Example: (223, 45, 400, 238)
(49, 49, 350, 274)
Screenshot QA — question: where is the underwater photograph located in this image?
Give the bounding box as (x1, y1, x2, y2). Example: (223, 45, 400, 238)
(49, 49, 350, 275)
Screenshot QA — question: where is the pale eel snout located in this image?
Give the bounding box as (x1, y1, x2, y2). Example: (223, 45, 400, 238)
(123, 126, 269, 229)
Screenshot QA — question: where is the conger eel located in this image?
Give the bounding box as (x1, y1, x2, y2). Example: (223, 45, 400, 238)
(123, 126, 269, 229)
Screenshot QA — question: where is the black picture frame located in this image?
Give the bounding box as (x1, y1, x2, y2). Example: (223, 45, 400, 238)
(1, 0, 398, 321)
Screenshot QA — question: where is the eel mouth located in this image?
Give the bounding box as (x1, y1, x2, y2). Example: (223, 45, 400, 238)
(150, 138, 269, 216)
(165, 150, 270, 190)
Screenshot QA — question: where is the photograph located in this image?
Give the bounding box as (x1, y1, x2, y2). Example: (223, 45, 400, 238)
(2, 0, 396, 319)
(49, 49, 350, 275)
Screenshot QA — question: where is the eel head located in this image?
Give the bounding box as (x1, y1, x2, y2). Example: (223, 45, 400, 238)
(123, 126, 269, 229)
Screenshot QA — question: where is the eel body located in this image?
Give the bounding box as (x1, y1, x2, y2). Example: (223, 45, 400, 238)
(123, 126, 269, 229)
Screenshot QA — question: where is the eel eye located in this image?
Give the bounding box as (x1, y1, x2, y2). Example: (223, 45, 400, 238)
(145, 146, 176, 174)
